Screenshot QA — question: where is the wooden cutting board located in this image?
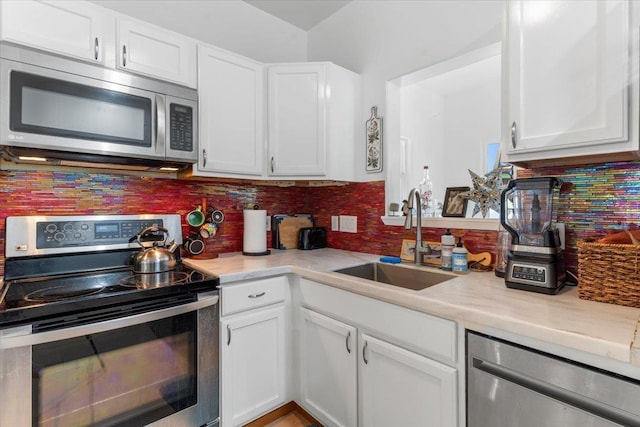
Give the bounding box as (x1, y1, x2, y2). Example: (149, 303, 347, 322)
(273, 215, 313, 249)
(420, 241, 492, 268)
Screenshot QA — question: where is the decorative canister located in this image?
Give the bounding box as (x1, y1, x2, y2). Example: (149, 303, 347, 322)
(495, 225, 511, 278)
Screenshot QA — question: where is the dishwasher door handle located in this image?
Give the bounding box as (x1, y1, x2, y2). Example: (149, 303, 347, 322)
(472, 358, 640, 427)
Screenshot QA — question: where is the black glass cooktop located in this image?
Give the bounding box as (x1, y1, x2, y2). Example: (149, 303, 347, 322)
(0, 251, 218, 329)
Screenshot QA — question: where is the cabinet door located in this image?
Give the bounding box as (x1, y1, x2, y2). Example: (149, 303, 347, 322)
(197, 45, 264, 176)
(117, 17, 197, 88)
(267, 64, 327, 176)
(221, 306, 286, 427)
(299, 308, 357, 427)
(506, 0, 629, 157)
(0, 0, 110, 63)
(359, 334, 457, 427)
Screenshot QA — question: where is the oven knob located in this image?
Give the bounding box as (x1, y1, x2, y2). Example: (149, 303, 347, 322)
(45, 223, 57, 233)
(54, 232, 65, 242)
(63, 223, 74, 232)
(81, 223, 89, 230)
(74, 232, 82, 239)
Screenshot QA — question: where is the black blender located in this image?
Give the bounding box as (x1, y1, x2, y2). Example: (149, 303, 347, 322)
(500, 177, 565, 294)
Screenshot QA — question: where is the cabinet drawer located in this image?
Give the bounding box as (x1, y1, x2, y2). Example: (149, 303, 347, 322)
(222, 276, 288, 316)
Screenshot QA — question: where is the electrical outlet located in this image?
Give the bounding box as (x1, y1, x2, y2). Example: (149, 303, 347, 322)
(266, 215, 271, 231)
(331, 216, 339, 231)
(339, 215, 357, 233)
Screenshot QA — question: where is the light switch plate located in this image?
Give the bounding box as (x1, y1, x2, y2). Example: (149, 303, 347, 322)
(331, 216, 339, 231)
(339, 215, 357, 233)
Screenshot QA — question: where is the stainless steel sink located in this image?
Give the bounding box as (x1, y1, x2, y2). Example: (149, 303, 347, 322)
(334, 262, 454, 291)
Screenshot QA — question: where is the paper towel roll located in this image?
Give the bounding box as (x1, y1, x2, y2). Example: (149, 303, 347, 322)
(243, 210, 268, 255)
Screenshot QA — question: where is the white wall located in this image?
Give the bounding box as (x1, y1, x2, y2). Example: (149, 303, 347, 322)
(398, 65, 500, 211)
(390, 53, 500, 217)
(90, 0, 307, 63)
(308, 0, 503, 182)
(400, 89, 445, 207)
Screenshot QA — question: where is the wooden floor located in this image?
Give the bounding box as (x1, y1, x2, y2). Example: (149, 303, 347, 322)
(243, 402, 321, 427)
(263, 410, 315, 427)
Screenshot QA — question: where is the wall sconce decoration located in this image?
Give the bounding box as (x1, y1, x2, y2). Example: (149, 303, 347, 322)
(366, 106, 383, 173)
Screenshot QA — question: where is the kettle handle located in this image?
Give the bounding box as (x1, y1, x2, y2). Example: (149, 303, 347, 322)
(136, 226, 169, 248)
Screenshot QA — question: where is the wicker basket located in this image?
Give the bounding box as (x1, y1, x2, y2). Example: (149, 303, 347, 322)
(577, 241, 640, 307)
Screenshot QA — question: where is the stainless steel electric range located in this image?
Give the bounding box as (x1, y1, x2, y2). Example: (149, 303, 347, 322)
(0, 214, 220, 427)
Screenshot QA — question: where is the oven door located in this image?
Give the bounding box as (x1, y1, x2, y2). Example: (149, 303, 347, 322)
(0, 292, 219, 427)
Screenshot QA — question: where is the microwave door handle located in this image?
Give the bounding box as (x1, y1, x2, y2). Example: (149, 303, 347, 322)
(0, 294, 219, 349)
(155, 94, 166, 156)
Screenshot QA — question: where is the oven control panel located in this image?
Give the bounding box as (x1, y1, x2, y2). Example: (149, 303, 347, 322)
(36, 219, 165, 248)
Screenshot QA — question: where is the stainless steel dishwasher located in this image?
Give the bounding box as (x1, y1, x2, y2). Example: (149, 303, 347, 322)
(467, 331, 640, 426)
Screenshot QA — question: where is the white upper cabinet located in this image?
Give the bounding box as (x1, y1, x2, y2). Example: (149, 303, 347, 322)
(267, 63, 360, 180)
(0, 1, 197, 88)
(268, 63, 328, 176)
(0, 0, 112, 64)
(504, 0, 636, 166)
(117, 17, 197, 88)
(196, 44, 264, 177)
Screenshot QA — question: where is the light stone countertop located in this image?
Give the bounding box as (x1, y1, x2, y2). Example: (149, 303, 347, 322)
(183, 248, 640, 369)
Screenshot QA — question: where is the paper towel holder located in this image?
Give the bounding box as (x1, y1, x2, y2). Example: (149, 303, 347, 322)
(242, 250, 271, 256)
(242, 206, 271, 256)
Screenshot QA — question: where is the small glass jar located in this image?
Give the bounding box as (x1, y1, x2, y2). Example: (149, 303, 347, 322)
(495, 226, 511, 278)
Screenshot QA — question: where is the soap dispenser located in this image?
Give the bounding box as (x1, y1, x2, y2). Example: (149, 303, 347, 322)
(452, 237, 468, 274)
(440, 229, 455, 271)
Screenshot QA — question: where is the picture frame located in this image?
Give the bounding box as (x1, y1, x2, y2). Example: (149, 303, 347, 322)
(400, 239, 416, 261)
(366, 106, 383, 173)
(442, 186, 470, 217)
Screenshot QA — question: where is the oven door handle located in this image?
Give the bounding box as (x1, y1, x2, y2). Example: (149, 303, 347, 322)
(0, 294, 219, 349)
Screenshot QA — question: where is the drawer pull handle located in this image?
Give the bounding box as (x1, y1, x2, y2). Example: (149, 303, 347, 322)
(363, 341, 368, 364)
(248, 292, 266, 299)
(227, 325, 231, 346)
(346, 331, 351, 354)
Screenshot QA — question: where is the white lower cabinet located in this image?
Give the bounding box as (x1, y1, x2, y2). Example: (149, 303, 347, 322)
(359, 334, 457, 427)
(220, 277, 289, 427)
(299, 307, 357, 427)
(221, 306, 286, 426)
(297, 279, 458, 427)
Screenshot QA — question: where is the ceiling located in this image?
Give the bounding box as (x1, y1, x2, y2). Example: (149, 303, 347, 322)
(242, 0, 351, 31)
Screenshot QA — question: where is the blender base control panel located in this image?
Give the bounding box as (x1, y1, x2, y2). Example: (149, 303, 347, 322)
(36, 219, 164, 248)
(510, 264, 547, 284)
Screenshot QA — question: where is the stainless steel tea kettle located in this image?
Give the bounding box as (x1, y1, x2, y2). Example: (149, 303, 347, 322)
(132, 226, 179, 273)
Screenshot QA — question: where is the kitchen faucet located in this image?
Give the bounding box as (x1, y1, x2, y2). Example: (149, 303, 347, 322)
(404, 188, 432, 265)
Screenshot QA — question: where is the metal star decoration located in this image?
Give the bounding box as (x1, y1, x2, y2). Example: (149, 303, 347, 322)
(457, 167, 504, 218)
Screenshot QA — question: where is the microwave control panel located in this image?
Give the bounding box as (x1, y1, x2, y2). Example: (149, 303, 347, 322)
(169, 103, 193, 152)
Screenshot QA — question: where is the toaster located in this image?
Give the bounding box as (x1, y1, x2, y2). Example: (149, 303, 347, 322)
(298, 227, 327, 250)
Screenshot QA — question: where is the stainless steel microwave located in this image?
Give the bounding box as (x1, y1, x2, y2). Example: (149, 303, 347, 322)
(0, 44, 198, 171)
